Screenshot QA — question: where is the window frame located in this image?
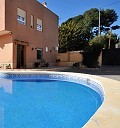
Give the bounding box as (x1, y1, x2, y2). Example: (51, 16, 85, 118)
(17, 15, 26, 25)
(37, 48, 43, 60)
(37, 18, 43, 32)
(17, 8, 26, 25)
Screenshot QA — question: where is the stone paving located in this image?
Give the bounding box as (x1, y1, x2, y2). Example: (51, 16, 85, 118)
(37, 65, 120, 81)
(1, 65, 120, 81)
(45, 65, 120, 81)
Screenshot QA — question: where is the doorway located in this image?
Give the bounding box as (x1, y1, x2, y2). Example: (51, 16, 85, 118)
(17, 44, 25, 68)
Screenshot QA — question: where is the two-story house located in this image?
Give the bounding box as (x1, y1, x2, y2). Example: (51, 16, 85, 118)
(0, 0, 58, 69)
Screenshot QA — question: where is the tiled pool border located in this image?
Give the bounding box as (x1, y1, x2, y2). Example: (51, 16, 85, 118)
(0, 71, 105, 102)
(0, 70, 120, 128)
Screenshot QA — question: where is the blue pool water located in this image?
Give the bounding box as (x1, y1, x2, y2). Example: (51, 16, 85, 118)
(0, 78, 102, 128)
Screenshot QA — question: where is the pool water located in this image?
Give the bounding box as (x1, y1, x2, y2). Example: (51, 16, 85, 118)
(0, 79, 102, 128)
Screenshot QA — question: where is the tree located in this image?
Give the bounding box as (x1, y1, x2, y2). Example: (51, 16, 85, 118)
(90, 33, 119, 49)
(83, 8, 119, 35)
(59, 21, 81, 53)
(59, 8, 119, 53)
(89, 35, 106, 48)
(82, 36, 104, 68)
(82, 43, 103, 68)
(106, 32, 119, 49)
(100, 9, 118, 33)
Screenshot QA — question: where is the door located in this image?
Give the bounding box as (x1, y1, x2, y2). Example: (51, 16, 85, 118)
(17, 44, 25, 68)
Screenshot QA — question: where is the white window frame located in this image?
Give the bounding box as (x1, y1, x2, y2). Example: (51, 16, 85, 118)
(37, 18, 42, 32)
(17, 8, 26, 25)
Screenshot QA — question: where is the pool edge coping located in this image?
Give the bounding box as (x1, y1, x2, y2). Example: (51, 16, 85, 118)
(0, 70, 120, 128)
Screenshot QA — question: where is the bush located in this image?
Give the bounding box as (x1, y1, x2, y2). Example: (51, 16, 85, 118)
(73, 62, 80, 68)
(56, 59, 61, 62)
(34, 62, 40, 68)
(82, 43, 103, 68)
(34, 60, 49, 68)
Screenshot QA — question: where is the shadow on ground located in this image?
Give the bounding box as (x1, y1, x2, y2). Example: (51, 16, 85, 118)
(62, 66, 120, 75)
(56, 66, 120, 81)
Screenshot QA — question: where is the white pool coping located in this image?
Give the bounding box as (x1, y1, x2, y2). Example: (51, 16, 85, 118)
(0, 70, 120, 128)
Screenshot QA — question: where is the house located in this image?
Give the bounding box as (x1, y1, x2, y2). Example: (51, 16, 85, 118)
(0, 0, 58, 69)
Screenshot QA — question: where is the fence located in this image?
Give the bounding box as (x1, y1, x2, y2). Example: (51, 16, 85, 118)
(102, 48, 120, 65)
(57, 51, 83, 66)
(57, 51, 102, 67)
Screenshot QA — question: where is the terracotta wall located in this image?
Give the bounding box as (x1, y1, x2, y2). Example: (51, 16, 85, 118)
(57, 52, 102, 67)
(4, 0, 58, 68)
(0, 0, 5, 31)
(57, 52, 83, 62)
(0, 34, 13, 68)
(57, 53, 69, 62)
(57, 52, 83, 66)
(70, 52, 83, 62)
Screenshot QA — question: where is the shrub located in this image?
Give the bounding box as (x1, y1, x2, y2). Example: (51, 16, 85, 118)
(34, 62, 40, 68)
(34, 60, 49, 68)
(82, 43, 103, 68)
(56, 59, 61, 62)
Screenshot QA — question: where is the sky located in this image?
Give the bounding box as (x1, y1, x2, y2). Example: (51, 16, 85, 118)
(39, 0, 120, 36)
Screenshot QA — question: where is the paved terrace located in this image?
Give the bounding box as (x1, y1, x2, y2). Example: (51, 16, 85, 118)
(0, 66, 120, 128)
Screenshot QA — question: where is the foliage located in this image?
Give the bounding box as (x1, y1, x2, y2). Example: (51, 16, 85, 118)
(100, 9, 118, 32)
(89, 35, 106, 47)
(82, 42, 103, 68)
(106, 32, 119, 49)
(56, 59, 61, 62)
(59, 8, 119, 53)
(90, 33, 119, 48)
(119, 36, 120, 44)
(34, 60, 49, 68)
(59, 21, 83, 53)
(34, 62, 40, 68)
(64, 8, 119, 35)
(72, 62, 80, 68)
(59, 8, 120, 67)
(82, 33, 119, 67)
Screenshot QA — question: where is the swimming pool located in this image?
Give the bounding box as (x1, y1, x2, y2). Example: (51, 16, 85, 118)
(0, 72, 104, 128)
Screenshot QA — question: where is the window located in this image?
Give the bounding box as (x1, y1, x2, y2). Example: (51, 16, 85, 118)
(17, 8, 26, 25)
(31, 15, 34, 28)
(37, 48, 43, 60)
(17, 15, 25, 25)
(37, 18, 42, 31)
